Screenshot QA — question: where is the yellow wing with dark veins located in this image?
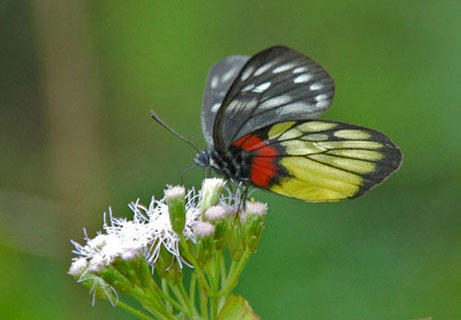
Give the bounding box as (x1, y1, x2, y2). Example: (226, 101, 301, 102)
(237, 120, 402, 202)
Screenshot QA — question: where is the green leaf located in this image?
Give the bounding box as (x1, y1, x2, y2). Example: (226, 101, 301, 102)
(217, 295, 260, 320)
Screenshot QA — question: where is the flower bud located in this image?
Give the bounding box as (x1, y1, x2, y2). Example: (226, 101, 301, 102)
(205, 205, 229, 251)
(165, 186, 186, 235)
(194, 221, 215, 265)
(200, 178, 226, 216)
(111, 249, 152, 288)
(194, 221, 215, 238)
(244, 201, 267, 253)
(205, 205, 227, 221)
(228, 218, 245, 260)
(243, 201, 267, 221)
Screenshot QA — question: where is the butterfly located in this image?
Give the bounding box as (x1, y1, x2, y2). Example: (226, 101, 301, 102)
(155, 45, 402, 202)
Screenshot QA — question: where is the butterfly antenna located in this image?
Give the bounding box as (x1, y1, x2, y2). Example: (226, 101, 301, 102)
(150, 110, 200, 153)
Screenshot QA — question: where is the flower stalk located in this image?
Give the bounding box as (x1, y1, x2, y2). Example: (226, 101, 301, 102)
(69, 178, 262, 319)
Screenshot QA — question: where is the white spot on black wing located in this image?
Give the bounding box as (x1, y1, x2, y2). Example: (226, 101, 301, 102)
(227, 100, 239, 111)
(211, 103, 221, 113)
(240, 66, 254, 81)
(315, 94, 328, 101)
(242, 84, 255, 92)
(316, 100, 329, 109)
(222, 68, 237, 83)
(293, 66, 308, 73)
(276, 102, 312, 115)
(273, 63, 295, 73)
(254, 61, 276, 76)
(252, 82, 271, 93)
(259, 95, 291, 111)
(310, 83, 323, 90)
(294, 74, 312, 83)
(211, 76, 218, 88)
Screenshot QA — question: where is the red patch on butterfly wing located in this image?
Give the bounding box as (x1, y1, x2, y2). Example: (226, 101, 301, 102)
(233, 134, 279, 188)
(251, 157, 277, 187)
(233, 134, 267, 151)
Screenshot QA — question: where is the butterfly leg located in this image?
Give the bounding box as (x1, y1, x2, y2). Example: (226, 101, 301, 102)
(238, 185, 249, 213)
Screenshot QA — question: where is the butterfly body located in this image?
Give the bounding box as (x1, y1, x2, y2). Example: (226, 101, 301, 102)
(196, 45, 402, 202)
(194, 148, 254, 185)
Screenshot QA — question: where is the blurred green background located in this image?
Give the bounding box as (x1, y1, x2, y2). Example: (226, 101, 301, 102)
(1, 1, 460, 319)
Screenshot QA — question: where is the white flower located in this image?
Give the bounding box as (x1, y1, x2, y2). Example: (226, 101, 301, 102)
(127, 193, 200, 268)
(164, 185, 185, 201)
(201, 178, 226, 192)
(69, 180, 268, 308)
(70, 183, 245, 277)
(71, 188, 202, 275)
(68, 257, 88, 276)
(245, 201, 268, 216)
(205, 205, 228, 221)
(194, 221, 215, 237)
(200, 178, 227, 210)
(88, 254, 106, 273)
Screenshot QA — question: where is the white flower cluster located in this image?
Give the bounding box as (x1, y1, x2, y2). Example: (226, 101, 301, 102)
(68, 179, 269, 312)
(70, 188, 202, 277)
(69, 179, 236, 278)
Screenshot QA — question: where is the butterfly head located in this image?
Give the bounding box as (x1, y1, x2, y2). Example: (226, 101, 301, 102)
(194, 150, 210, 168)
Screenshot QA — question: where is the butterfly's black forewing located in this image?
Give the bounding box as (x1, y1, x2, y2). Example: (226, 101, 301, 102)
(201, 55, 250, 149)
(212, 46, 335, 150)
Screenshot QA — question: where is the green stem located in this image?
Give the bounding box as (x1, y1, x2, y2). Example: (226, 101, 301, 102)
(179, 235, 210, 293)
(220, 253, 227, 285)
(210, 297, 218, 320)
(206, 261, 217, 293)
(209, 263, 218, 320)
(116, 300, 156, 320)
(130, 286, 166, 319)
(189, 274, 197, 305)
(168, 282, 194, 318)
(136, 290, 176, 320)
(219, 248, 251, 299)
(224, 260, 237, 289)
(145, 279, 186, 315)
(209, 252, 222, 319)
(199, 283, 209, 319)
(215, 252, 223, 317)
(218, 253, 228, 311)
(161, 279, 172, 313)
(179, 280, 198, 316)
(218, 258, 236, 310)
(214, 252, 222, 290)
(140, 281, 180, 319)
(138, 298, 172, 320)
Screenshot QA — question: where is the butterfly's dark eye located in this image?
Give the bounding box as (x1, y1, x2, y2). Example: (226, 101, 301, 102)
(194, 151, 209, 167)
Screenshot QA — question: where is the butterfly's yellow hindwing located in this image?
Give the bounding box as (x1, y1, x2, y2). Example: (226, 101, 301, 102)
(262, 120, 402, 202)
